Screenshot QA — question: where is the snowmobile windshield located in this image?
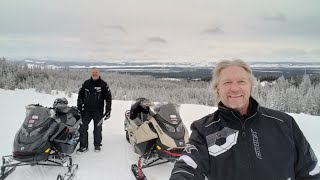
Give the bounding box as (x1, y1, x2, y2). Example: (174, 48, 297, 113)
(53, 97, 70, 114)
(23, 105, 52, 132)
(153, 103, 182, 125)
(153, 103, 185, 139)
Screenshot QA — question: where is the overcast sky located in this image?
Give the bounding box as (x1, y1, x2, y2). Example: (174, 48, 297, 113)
(0, 0, 319, 62)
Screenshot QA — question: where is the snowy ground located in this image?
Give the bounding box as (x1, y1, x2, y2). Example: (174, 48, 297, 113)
(0, 89, 319, 180)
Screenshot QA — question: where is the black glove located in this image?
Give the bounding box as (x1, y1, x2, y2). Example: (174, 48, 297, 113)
(77, 108, 84, 117)
(103, 112, 110, 120)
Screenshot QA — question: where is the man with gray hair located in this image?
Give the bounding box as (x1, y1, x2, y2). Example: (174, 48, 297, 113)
(77, 67, 112, 153)
(170, 59, 320, 180)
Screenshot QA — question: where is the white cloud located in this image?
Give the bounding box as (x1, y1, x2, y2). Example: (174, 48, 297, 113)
(262, 13, 287, 22)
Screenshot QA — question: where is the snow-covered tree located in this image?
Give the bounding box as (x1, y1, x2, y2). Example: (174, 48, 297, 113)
(0, 58, 319, 115)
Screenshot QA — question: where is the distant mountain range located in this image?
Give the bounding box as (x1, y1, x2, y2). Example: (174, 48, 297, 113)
(8, 58, 320, 80)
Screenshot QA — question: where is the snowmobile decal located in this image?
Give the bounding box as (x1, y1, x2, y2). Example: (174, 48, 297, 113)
(169, 115, 178, 124)
(184, 144, 198, 154)
(31, 115, 39, 119)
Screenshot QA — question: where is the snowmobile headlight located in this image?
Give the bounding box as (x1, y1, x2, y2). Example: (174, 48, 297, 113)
(163, 122, 175, 132)
(176, 123, 184, 133)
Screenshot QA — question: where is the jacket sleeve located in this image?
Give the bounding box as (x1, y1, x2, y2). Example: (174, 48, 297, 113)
(292, 118, 320, 180)
(77, 84, 85, 111)
(170, 122, 210, 180)
(103, 83, 112, 114)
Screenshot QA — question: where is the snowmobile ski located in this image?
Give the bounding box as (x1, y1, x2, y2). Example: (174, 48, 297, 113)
(131, 164, 147, 180)
(56, 163, 78, 180)
(0, 166, 16, 180)
(0, 156, 16, 180)
(1, 154, 78, 180)
(141, 158, 170, 169)
(138, 149, 170, 169)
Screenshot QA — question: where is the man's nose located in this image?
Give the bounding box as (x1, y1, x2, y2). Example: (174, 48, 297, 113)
(229, 82, 241, 91)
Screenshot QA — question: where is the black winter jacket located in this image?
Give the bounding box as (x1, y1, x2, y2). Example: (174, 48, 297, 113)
(170, 98, 320, 180)
(77, 77, 112, 114)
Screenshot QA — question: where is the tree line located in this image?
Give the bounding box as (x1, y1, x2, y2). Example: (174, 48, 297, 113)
(1, 57, 319, 115)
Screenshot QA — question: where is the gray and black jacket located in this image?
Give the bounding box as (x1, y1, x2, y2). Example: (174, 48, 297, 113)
(170, 97, 320, 180)
(77, 77, 112, 114)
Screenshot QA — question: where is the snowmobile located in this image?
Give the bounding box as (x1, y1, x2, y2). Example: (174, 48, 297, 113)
(0, 98, 81, 180)
(124, 98, 189, 180)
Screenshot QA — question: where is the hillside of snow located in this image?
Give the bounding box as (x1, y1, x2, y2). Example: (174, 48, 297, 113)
(0, 89, 319, 180)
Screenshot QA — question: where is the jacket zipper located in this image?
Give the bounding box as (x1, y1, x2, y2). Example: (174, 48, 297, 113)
(230, 111, 257, 180)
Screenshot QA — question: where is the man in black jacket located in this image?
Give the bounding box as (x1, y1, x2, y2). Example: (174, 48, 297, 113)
(170, 59, 320, 180)
(77, 67, 112, 153)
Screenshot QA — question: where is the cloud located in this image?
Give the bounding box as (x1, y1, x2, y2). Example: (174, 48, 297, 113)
(262, 13, 286, 22)
(201, 27, 224, 35)
(310, 49, 320, 55)
(146, 37, 168, 44)
(104, 25, 128, 34)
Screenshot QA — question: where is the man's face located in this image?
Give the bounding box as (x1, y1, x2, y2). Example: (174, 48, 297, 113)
(217, 66, 251, 115)
(91, 68, 100, 80)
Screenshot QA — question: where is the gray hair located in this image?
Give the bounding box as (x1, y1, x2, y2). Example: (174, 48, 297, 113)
(210, 59, 257, 102)
(90, 67, 100, 71)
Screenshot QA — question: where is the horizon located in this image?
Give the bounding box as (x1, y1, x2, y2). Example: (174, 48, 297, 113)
(5, 58, 320, 80)
(5, 56, 320, 65)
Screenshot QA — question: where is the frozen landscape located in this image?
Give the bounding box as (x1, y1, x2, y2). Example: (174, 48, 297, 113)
(0, 89, 319, 180)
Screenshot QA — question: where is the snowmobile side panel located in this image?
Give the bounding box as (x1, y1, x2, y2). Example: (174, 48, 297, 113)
(133, 121, 158, 144)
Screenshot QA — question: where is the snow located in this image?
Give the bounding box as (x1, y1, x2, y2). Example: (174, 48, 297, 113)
(0, 89, 319, 180)
(160, 78, 181, 81)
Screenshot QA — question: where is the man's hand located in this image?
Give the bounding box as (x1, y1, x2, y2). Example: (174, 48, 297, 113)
(78, 110, 84, 117)
(77, 107, 84, 117)
(103, 112, 110, 120)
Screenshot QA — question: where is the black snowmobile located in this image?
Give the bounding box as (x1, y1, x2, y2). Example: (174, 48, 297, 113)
(124, 98, 189, 180)
(0, 98, 81, 180)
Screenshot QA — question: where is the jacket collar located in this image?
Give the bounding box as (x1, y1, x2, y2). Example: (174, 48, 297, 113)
(90, 76, 101, 83)
(217, 97, 259, 122)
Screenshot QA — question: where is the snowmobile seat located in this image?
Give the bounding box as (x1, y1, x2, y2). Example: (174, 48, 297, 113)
(140, 112, 150, 122)
(130, 98, 151, 120)
(126, 110, 142, 126)
(132, 117, 144, 126)
(130, 112, 152, 126)
(50, 114, 81, 154)
(47, 99, 81, 155)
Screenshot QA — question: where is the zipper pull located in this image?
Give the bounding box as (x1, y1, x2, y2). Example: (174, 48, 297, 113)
(242, 124, 246, 138)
